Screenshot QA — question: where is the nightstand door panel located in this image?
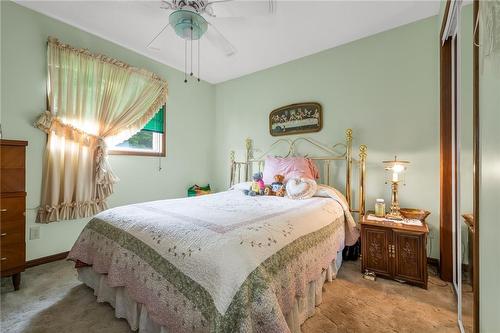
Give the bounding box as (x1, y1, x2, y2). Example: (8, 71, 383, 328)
(362, 226, 391, 276)
(393, 230, 424, 284)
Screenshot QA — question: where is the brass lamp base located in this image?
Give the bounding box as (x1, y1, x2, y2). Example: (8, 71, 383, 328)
(386, 181, 403, 220)
(385, 212, 403, 220)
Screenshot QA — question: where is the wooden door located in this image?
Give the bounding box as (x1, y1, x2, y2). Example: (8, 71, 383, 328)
(393, 230, 425, 285)
(362, 226, 391, 277)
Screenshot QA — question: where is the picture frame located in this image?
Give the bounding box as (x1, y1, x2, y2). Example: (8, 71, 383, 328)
(269, 102, 323, 136)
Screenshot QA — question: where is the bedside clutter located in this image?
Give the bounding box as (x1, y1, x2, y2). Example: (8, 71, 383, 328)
(360, 212, 429, 289)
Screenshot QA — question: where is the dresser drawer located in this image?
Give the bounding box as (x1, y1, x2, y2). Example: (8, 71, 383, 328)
(0, 168, 25, 193)
(0, 221, 24, 244)
(0, 196, 25, 222)
(0, 242, 25, 271)
(0, 145, 25, 169)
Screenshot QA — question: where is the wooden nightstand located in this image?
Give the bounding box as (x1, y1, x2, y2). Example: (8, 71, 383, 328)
(360, 214, 429, 289)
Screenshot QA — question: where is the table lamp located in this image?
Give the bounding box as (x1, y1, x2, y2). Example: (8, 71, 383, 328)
(383, 156, 410, 219)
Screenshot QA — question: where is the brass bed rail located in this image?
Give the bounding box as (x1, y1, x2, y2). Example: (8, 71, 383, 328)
(229, 129, 367, 217)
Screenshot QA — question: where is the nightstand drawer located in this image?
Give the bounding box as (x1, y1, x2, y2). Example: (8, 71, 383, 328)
(0, 242, 25, 271)
(0, 196, 25, 222)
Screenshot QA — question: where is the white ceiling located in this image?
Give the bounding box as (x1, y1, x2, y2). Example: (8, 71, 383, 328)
(16, 0, 441, 84)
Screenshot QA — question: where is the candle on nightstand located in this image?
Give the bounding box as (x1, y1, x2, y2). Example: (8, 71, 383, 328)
(392, 172, 399, 182)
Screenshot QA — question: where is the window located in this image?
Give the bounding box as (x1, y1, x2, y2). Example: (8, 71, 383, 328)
(109, 105, 166, 156)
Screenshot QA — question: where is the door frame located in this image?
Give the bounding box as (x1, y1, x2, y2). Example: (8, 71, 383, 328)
(440, 1, 480, 332)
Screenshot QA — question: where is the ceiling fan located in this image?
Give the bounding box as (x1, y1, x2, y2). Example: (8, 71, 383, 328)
(146, 0, 276, 82)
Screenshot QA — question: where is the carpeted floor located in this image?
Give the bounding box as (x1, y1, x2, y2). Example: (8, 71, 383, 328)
(1, 260, 465, 333)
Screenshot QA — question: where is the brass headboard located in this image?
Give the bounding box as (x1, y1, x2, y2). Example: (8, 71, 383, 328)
(229, 128, 367, 216)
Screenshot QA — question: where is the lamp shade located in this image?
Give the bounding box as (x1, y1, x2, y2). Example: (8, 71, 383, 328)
(383, 156, 409, 183)
(383, 156, 410, 173)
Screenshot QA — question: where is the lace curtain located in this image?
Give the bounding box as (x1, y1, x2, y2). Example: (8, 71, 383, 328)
(479, 0, 500, 75)
(35, 37, 168, 223)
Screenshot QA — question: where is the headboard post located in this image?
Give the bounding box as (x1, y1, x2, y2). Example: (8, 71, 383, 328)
(345, 129, 353, 207)
(359, 144, 367, 218)
(229, 150, 236, 186)
(245, 138, 253, 181)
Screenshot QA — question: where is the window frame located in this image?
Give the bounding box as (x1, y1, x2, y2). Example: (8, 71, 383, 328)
(109, 107, 166, 157)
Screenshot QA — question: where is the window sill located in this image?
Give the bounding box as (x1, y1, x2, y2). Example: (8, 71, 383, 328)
(108, 150, 166, 157)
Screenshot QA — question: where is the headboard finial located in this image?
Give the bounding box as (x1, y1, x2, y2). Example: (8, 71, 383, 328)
(245, 138, 252, 150)
(346, 128, 353, 143)
(245, 138, 253, 159)
(359, 144, 367, 159)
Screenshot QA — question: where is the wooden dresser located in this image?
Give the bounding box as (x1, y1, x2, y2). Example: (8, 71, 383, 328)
(361, 214, 429, 289)
(0, 139, 28, 290)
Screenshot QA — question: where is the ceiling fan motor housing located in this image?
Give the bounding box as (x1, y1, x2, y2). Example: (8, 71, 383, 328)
(169, 9, 208, 40)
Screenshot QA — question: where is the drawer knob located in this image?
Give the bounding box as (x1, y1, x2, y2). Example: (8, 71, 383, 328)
(0, 209, 7, 212)
(0, 233, 6, 237)
(1, 257, 7, 261)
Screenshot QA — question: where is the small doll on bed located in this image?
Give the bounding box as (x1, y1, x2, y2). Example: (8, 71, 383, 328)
(264, 174, 286, 197)
(244, 172, 266, 196)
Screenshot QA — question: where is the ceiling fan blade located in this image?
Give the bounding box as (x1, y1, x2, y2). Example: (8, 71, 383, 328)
(139, 1, 173, 12)
(205, 23, 237, 56)
(160, 1, 173, 9)
(147, 22, 172, 50)
(205, 0, 275, 18)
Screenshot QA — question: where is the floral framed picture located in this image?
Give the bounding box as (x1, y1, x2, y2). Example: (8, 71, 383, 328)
(269, 102, 322, 136)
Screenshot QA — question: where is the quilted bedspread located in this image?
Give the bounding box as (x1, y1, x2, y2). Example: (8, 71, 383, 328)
(68, 186, 358, 332)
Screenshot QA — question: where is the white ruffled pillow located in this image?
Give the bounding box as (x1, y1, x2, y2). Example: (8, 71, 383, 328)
(230, 181, 252, 192)
(286, 178, 317, 200)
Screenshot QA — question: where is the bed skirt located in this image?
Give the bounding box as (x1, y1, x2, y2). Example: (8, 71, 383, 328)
(77, 251, 343, 333)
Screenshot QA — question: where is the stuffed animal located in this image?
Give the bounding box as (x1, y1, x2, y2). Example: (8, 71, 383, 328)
(244, 172, 265, 196)
(264, 174, 286, 197)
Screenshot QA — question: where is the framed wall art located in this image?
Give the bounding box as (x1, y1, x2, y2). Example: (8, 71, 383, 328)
(269, 102, 322, 136)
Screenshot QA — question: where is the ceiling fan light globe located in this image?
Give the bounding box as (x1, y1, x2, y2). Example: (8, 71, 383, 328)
(169, 9, 208, 40)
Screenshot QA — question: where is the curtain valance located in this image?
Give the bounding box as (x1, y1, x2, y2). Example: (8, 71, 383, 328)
(35, 37, 168, 223)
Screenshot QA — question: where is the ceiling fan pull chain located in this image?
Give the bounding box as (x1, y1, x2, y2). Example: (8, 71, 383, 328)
(184, 39, 187, 83)
(190, 25, 194, 77)
(198, 38, 201, 82)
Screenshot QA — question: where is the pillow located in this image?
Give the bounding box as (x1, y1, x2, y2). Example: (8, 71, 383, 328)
(286, 178, 318, 200)
(262, 156, 319, 185)
(230, 181, 252, 192)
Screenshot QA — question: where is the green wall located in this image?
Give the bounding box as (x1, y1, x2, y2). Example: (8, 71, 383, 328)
(213, 16, 441, 258)
(0, 1, 215, 260)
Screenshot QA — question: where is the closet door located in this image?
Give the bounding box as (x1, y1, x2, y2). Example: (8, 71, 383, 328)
(442, 1, 478, 331)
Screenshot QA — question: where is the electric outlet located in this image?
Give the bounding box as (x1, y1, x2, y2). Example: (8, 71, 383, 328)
(29, 226, 40, 240)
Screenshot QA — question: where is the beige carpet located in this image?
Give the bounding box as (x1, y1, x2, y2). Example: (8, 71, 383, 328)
(1, 260, 463, 333)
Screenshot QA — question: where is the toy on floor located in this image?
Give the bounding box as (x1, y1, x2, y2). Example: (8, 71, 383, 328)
(264, 174, 286, 197)
(244, 172, 265, 196)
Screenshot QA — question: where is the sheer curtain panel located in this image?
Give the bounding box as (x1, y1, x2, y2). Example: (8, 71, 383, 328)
(35, 37, 168, 223)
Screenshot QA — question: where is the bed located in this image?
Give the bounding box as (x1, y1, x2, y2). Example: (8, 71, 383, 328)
(68, 129, 367, 333)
